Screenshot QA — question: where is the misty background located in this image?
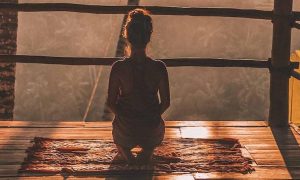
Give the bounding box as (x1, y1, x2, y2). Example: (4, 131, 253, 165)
(14, 0, 300, 121)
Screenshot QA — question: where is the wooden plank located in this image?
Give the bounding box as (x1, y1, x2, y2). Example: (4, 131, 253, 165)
(251, 153, 300, 159)
(0, 121, 84, 128)
(0, 156, 26, 165)
(0, 150, 26, 154)
(0, 165, 20, 177)
(0, 128, 179, 134)
(193, 167, 300, 179)
(2, 128, 300, 141)
(254, 159, 299, 166)
(91, 120, 268, 127)
(165, 120, 268, 127)
(0, 130, 275, 136)
(0, 121, 268, 128)
(0, 139, 31, 144)
(0, 173, 194, 179)
(245, 144, 300, 150)
(248, 149, 300, 155)
(0, 128, 288, 136)
(0, 126, 272, 133)
(0, 127, 271, 132)
(179, 127, 300, 140)
(0, 144, 30, 150)
(0, 3, 273, 19)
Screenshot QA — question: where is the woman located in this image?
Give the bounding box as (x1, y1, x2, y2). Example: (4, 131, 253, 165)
(107, 8, 170, 164)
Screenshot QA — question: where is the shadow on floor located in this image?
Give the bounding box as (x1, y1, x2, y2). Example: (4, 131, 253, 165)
(271, 126, 300, 179)
(104, 154, 154, 180)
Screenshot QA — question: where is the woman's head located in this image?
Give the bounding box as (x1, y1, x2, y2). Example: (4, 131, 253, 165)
(123, 8, 153, 52)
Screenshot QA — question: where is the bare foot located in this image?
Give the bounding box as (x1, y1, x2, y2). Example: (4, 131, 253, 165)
(136, 148, 154, 164)
(115, 152, 127, 161)
(116, 145, 135, 164)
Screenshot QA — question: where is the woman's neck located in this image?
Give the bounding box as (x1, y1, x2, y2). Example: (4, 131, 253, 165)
(130, 48, 147, 61)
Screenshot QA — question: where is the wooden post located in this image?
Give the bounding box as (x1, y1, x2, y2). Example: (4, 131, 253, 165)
(0, 0, 18, 120)
(269, 0, 293, 126)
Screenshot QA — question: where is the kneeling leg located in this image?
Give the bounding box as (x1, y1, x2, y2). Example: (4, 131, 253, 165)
(136, 147, 155, 164)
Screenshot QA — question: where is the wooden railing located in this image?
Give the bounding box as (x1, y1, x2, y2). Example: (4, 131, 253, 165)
(0, 55, 279, 68)
(0, 55, 298, 69)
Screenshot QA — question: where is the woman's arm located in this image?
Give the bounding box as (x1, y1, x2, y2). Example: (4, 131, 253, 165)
(107, 62, 121, 115)
(158, 62, 170, 115)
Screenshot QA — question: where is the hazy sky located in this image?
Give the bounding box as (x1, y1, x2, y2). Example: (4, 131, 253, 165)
(14, 0, 300, 121)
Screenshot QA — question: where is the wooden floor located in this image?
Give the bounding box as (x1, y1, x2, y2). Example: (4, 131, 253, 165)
(1, 120, 300, 179)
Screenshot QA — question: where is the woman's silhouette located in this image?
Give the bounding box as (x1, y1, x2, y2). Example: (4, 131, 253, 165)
(107, 8, 170, 164)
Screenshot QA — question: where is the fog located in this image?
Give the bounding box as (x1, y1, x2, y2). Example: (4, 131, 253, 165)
(14, 0, 300, 121)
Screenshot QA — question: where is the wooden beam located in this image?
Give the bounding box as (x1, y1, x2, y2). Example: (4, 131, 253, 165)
(291, 70, 300, 80)
(269, 0, 293, 127)
(0, 54, 274, 68)
(292, 22, 300, 30)
(293, 11, 300, 21)
(0, 3, 273, 19)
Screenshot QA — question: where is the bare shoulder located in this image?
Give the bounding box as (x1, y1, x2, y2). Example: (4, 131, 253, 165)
(111, 59, 125, 68)
(110, 59, 128, 77)
(149, 58, 167, 71)
(111, 58, 130, 71)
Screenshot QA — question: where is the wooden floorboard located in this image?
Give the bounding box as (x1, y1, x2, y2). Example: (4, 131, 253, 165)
(0, 120, 267, 128)
(0, 120, 300, 179)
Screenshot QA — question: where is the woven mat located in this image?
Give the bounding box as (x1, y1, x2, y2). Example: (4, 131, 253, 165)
(19, 137, 254, 175)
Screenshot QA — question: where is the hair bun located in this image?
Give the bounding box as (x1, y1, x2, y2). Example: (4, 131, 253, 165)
(130, 10, 150, 22)
(123, 8, 153, 49)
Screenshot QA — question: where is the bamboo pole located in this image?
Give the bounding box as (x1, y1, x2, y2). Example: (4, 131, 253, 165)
(0, 3, 273, 19)
(293, 11, 300, 21)
(0, 54, 279, 68)
(269, 0, 293, 126)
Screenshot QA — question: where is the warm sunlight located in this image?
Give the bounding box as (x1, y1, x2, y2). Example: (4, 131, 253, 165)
(1, 0, 300, 179)
(180, 127, 210, 138)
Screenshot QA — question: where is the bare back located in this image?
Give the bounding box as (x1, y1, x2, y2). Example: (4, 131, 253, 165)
(108, 57, 169, 118)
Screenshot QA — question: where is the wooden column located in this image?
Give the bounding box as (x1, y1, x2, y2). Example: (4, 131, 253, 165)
(0, 0, 18, 120)
(269, 0, 293, 126)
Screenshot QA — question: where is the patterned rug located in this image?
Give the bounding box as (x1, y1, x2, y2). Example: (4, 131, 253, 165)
(19, 137, 254, 175)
